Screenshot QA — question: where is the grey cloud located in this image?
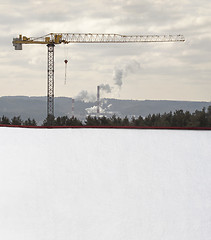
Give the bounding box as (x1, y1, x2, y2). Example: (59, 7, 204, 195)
(1, 0, 211, 101)
(0, 14, 26, 25)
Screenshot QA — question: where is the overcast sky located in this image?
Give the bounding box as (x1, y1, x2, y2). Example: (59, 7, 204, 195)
(0, 0, 211, 101)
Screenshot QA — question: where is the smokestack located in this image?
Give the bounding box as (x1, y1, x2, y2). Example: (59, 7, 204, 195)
(97, 86, 100, 116)
(72, 98, 75, 117)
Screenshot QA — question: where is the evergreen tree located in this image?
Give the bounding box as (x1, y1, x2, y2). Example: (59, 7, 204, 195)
(122, 116, 129, 126)
(159, 112, 172, 127)
(198, 108, 207, 127)
(110, 115, 122, 126)
(131, 116, 145, 126)
(99, 116, 111, 126)
(42, 115, 55, 126)
(0, 115, 10, 125)
(11, 116, 22, 125)
(144, 114, 152, 126)
(24, 118, 37, 126)
(207, 106, 211, 127)
(85, 116, 100, 126)
(67, 116, 83, 126)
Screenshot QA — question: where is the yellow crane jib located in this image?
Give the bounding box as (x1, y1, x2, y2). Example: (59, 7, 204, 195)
(12, 33, 185, 50)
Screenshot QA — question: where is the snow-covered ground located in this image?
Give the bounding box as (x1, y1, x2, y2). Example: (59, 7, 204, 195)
(0, 127, 211, 240)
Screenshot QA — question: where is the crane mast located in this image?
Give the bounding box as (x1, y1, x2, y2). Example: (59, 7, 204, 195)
(47, 44, 55, 119)
(12, 33, 185, 125)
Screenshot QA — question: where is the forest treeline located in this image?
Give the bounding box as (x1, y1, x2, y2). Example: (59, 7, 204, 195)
(1, 106, 211, 127)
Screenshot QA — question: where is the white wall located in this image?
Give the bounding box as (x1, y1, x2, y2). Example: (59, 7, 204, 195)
(0, 127, 211, 240)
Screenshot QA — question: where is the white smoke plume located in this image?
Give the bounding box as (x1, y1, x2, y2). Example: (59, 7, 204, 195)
(75, 90, 96, 102)
(86, 105, 106, 114)
(99, 84, 112, 93)
(113, 68, 124, 88)
(125, 59, 141, 74)
(85, 101, 115, 116)
(76, 60, 140, 103)
(113, 60, 141, 89)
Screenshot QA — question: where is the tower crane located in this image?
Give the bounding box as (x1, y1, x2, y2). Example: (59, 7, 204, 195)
(12, 33, 185, 125)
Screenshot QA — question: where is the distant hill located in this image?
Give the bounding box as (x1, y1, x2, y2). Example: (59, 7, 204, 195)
(0, 96, 210, 125)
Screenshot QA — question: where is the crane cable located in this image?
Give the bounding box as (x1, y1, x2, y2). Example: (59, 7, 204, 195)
(64, 59, 68, 85)
(63, 44, 69, 85)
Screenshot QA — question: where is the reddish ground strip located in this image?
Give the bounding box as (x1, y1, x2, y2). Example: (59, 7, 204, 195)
(0, 124, 211, 130)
